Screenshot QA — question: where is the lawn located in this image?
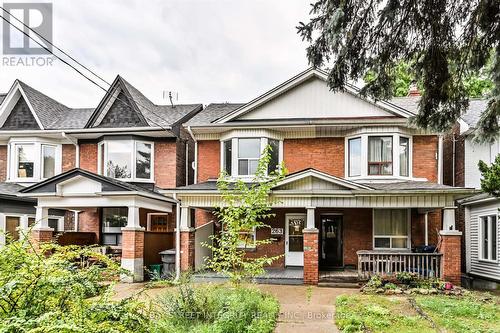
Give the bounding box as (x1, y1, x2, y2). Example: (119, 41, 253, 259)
(335, 293, 500, 333)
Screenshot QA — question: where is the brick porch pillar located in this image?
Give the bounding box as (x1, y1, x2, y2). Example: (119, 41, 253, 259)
(180, 229, 195, 271)
(121, 206, 144, 282)
(439, 230, 462, 286)
(30, 206, 53, 249)
(303, 229, 319, 285)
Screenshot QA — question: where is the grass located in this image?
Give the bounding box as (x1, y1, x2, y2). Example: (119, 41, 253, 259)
(335, 292, 500, 333)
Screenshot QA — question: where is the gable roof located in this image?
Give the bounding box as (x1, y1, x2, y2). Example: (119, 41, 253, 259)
(86, 75, 202, 130)
(273, 168, 373, 191)
(213, 68, 415, 124)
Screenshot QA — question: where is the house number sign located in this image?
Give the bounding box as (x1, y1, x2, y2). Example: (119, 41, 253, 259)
(271, 228, 284, 235)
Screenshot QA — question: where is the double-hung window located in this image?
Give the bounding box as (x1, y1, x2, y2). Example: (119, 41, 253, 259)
(16, 144, 36, 178)
(399, 137, 409, 177)
(99, 140, 153, 181)
(348, 138, 362, 177)
(368, 136, 393, 175)
(373, 209, 409, 249)
(238, 138, 261, 176)
(9, 141, 61, 182)
(480, 215, 498, 261)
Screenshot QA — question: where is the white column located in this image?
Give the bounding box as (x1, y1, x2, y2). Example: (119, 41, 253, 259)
(424, 212, 429, 246)
(180, 205, 191, 231)
(306, 206, 316, 230)
(442, 207, 456, 231)
(34, 206, 51, 230)
(125, 206, 142, 229)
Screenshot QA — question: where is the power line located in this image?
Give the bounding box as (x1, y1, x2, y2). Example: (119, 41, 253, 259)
(0, 10, 173, 131)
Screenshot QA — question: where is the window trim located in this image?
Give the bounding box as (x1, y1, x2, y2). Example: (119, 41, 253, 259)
(478, 213, 498, 263)
(372, 209, 411, 250)
(98, 139, 155, 182)
(237, 227, 257, 249)
(345, 133, 413, 180)
(146, 213, 172, 232)
(367, 136, 393, 176)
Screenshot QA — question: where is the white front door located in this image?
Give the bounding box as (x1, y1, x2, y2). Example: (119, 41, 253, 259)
(285, 214, 306, 266)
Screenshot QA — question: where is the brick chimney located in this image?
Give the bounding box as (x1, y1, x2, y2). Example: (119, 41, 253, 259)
(408, 82, 421, 96)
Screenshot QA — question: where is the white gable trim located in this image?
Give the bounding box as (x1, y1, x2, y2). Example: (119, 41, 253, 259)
(0, 81, 44, 129)
(215, 68, 414, 123)
(274, 169, 373, 191)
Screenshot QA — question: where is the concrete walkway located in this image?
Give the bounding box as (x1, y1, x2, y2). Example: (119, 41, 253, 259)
(258, 285, 358, 333)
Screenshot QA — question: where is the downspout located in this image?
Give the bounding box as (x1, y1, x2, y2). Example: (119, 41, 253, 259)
(452, 134, 456, 187)
(185, 143, 189, 186)
(62, 132, 79, 168)
(173, 192, 181, 281)
(187, 126, 198, 184)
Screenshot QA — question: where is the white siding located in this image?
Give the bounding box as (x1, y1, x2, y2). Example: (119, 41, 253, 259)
(465, 137, 499, 189)
(468, 200, 500, 281)
(239, 78, 395, 120)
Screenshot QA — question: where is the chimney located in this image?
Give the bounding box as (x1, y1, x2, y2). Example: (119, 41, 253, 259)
(408, 81, 421, 96)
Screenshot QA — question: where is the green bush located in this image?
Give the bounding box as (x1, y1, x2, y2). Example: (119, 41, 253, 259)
(150, 284, 279, 333)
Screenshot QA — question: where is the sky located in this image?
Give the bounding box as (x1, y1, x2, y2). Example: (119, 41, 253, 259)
(0, 0, 312, 108)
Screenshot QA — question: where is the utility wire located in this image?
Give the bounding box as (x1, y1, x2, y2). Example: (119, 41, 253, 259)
(0, 10, 173, 131)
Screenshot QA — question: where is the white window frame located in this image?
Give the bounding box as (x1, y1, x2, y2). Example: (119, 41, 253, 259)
(98, 139, 155, 182)
(146, 212, 171, 232)
(345, 133, 413, 180)
(220, 137, 283, 180)
(7, 139, 62, 183)
(372, 209, 411, 250)
(479, 214, 498, 262)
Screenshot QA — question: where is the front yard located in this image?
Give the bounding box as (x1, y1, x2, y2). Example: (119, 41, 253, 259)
(335, 292, 500, 333)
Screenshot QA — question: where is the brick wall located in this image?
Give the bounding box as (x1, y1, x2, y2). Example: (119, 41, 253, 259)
(411, 209, 442, 247)
(338, 208, 373, 266)
(0, 145, 7, 181)
(442, 125, 465, 187)
(122, 229, 144, 259)
(439, 232, 462, 285)
(79, 143, 98, 173)
(78, 209, 100, 242)
(154, 140, 178, 188)
(180, 231, 195, 271)
(413, 135, 439, 182)
(62, 144, 76, 172)
(303, 230, 319, 285)
(194, 209, 216, 228)
(197, 140, 220, 182)
(283, 138, 344, 176)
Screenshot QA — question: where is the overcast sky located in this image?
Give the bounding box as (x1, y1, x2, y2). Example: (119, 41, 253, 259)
(0, 0, 312, 108)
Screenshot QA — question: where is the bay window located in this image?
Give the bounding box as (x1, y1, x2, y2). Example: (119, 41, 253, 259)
(9, 140, 61, 182)
(373, 209, 410, 249)
(238, 138, 260, 176)
(99, 139, 154, 181)
(368, 136, 393, 175)
(399, 137, 409, 177)
(480, 215, 498, 261)
(348, 138, 361, 177)
(222, 140, 232, 175)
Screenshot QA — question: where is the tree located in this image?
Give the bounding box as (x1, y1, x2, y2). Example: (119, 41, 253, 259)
(478, 155, 500, 197)
(203, 146, 287, 285)
(297, 0, 499, 141)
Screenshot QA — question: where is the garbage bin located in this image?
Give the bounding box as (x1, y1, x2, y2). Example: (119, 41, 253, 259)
(159, 248, 176, 278)
(149, 264, 162, 279)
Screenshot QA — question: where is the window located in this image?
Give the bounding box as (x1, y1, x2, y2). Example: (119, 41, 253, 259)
(48, 218, 59, 233)
(42, 145, 56, 178)
(373, 209, 409, 249)
(238, 138, 261, 176)
(368, 136, 393, 175)
(16, 144, 35, 178)
(147, 213, 173, 232)
(348, 138, 361, 177)
(222, 140, 232, 175)
(100, 140, 154, 181)
(101, 207, 128, 246)
(237, 228, 256, 249)
(399, 137, 409, 177)
(268, 139, 280, 174)
(480, 215, 498, 261)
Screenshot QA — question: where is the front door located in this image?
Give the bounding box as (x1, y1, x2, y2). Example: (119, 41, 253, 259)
(285, 214, 306, 266)
(320, 215, 343, 268)
(5, 216, 20, 242)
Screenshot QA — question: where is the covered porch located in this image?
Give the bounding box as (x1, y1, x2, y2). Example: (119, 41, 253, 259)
(19, 168, 176, 282)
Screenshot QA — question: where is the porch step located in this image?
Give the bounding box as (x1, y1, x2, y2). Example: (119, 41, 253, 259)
(318, 281, 363, 288)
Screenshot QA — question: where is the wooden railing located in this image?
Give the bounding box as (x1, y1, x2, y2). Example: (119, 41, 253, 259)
(357, 250, 443, 279)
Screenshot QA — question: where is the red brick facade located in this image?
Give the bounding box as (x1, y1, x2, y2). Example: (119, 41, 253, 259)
(122, 229, 144, 259)
(303, 230, 319, 285)
(412, 135, 439, 182)
(62, 144, 76, 172)
(180, 230, 195, 271)
(411, 209, 442, 247)
(154, 141, 179, 188)
(78, 209, 100, 242)
(197, 140, 220, 182)
(79, 143, 98, 173)
(283, 138, 344, 177)
(30, 229, 53, 249)
(0, 145, 6, 181)
(439, 232, 462, 285)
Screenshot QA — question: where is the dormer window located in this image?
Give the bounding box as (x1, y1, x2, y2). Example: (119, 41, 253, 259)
(346, 133, 412, 179)
(8, 140, 61, 182)
(221, 137, 281, 178)
(98, 139, 154, 182)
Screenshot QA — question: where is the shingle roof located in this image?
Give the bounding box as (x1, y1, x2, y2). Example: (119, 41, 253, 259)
(461, 99, 490, 129)
(0, 182, 35, 202)
(184, 103, 245, 126)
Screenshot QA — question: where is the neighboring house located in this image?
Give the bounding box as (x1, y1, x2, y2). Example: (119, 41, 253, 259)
(0, 76, 202, 282)
(166, 68, 474, 285)
(443, 103, 500, 289)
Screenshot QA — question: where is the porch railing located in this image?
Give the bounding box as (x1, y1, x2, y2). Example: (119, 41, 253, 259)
(357, 250, 443, 280)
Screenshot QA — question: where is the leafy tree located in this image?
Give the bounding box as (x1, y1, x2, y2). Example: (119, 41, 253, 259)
(478, 155, 500, 197)
(203, 146, 287, 285)
(298, 0, 499, 141)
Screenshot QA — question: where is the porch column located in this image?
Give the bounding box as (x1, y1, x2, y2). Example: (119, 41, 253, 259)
(31, 206, 53, 248)
(180, 206, 194, 271)
(442, 207, 456, 230)
(304, 206, 319, 285)
(121, 206, 145, 283)
(440, 206, 461, 285)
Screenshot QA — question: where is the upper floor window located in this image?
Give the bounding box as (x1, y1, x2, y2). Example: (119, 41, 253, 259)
(221, 137, 281, 178)
(8, 140, 61, 182)
(346, 134, 411, 179)
(98, 140, 154, 182)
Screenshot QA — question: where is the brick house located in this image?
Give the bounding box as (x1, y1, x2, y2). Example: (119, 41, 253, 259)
(0, 76, 202, 282)
(442, 102, 500, 289)
(166, 68, 474, 285)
